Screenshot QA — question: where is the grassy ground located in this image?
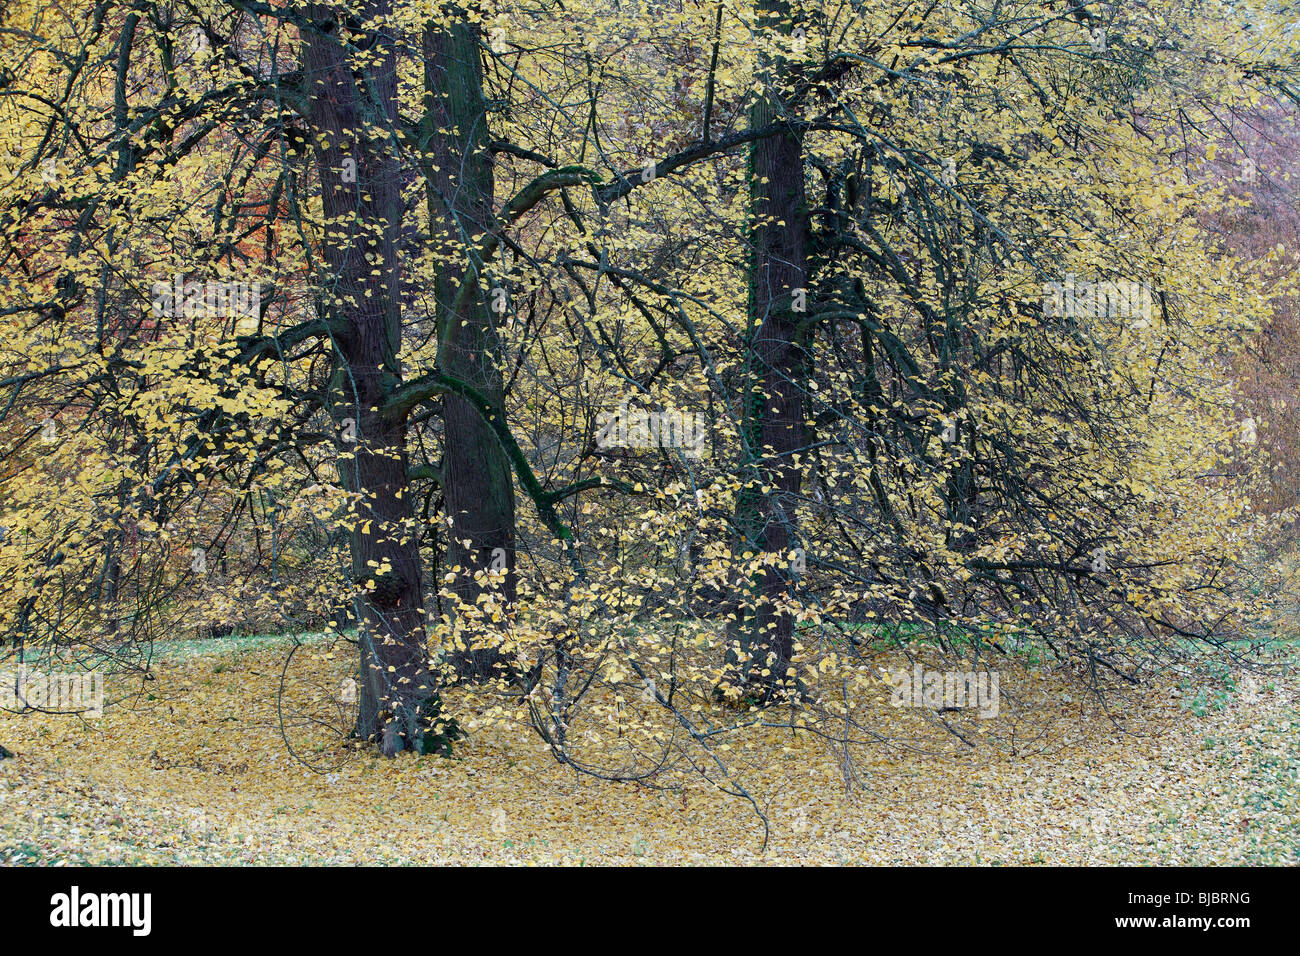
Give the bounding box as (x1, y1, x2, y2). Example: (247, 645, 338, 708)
(2, 632, 1297, 865)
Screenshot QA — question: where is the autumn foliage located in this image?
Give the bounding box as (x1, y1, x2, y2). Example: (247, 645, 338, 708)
(1, 0, 1297, 804)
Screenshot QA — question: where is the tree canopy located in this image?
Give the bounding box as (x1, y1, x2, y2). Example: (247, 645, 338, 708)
(1, 0, 1297, 817)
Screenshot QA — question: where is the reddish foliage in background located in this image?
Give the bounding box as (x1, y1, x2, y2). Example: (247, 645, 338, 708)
(1206, 98, 1300, 541)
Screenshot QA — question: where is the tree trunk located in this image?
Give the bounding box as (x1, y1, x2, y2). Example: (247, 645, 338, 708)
(304, 1, 433, 753)
(422, 21, 518, 682)
(724, 1, 809, 704)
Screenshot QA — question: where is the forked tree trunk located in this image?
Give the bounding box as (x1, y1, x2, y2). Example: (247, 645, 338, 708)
(304, 1, 433, 753)
(724, 0, 809, 704)
(422, 21, 518, 682)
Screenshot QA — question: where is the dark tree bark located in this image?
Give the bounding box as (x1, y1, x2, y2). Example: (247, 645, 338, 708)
(421, 21, 518, 681)
(724, 0, 809, 704)
(303, 1, 433, 753)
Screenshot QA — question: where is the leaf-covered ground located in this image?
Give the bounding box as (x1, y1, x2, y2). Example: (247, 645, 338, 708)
(2, 636, 1297, 865)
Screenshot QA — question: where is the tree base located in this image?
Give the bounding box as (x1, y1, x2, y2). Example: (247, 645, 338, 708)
(360, 695, 464, 757)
